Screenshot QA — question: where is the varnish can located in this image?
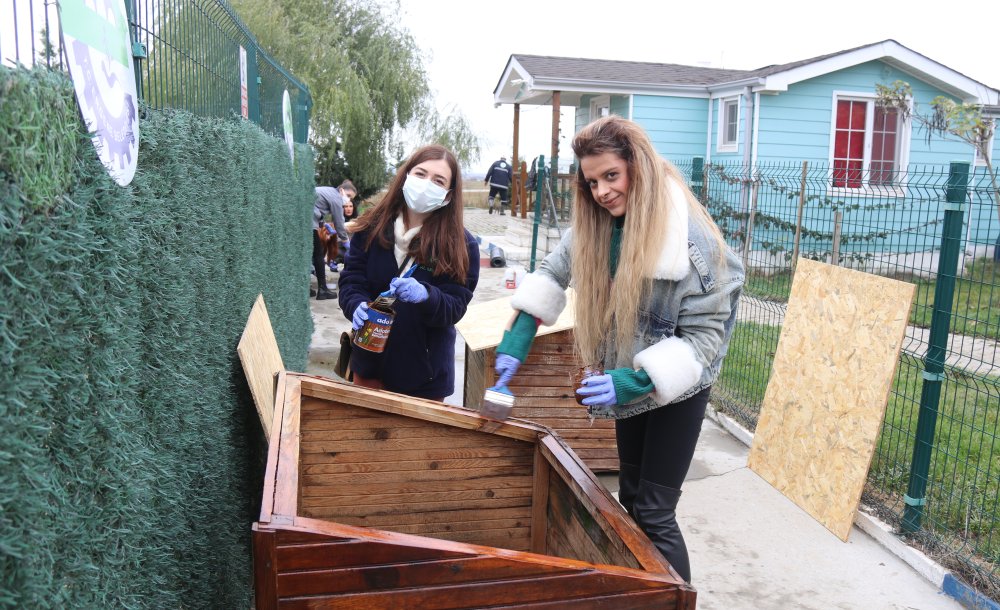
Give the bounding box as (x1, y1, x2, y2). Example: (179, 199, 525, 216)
(353, 305, 395, 353)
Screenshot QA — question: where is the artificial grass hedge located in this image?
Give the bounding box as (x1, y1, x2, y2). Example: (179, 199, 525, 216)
(0, 66, 314, 608)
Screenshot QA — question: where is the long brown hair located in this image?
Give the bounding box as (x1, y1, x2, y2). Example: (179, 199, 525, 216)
(570, 116, 726, 366)
(351, 144, 469, 280)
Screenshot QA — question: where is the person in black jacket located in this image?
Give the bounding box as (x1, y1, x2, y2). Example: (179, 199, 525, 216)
(484, 155, 513, 215)
(338, 144, 480, 400)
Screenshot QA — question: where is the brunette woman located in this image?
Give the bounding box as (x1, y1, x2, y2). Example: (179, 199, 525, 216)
(339, 144, 479, 400)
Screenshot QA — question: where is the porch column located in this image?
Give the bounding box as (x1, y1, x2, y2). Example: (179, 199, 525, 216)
(513, 103, 520, 216)
(550, 91, 560, 192)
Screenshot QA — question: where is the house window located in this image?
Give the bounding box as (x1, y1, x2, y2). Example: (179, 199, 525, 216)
(590, 95, 610, 122)
(832, 96, 903, 188)
(717, 97, 739, 152)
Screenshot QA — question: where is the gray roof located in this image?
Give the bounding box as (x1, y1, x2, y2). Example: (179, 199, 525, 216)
(511, 40, 905, 87)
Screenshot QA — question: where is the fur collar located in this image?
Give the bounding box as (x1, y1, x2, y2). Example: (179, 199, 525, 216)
(651, 179, 690, 280)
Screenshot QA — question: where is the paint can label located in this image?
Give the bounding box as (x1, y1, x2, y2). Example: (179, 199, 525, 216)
(353, 305, 394, 353)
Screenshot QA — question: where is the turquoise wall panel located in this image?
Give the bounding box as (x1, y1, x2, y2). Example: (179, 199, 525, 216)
(633, 94, 709, 159)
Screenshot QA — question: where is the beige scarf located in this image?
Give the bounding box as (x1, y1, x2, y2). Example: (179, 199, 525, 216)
(393, 215, 421, 267)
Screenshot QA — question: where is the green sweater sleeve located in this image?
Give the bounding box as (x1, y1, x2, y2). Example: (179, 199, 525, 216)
(496, 311, 540, 361)
(606, 367, 655, 405)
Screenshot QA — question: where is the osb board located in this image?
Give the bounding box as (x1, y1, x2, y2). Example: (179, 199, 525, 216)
(237, 294, 284, 441)
(456, 290, 577, 352)
(748, 258, 915, 541)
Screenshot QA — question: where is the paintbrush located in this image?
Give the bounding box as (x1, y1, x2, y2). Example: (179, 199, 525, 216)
(370, 263, 417, 310)
(481, 384, 515, 421)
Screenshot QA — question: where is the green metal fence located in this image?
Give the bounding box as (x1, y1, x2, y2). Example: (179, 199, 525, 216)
(1, 0, 311, 144)
(679, 157, 1000, 599)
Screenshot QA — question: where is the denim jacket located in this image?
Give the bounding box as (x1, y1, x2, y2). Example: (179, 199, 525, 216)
(510, 181, 745, 419)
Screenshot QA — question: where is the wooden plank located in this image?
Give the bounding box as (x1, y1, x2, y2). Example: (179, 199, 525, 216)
(455, 292, 577, 352)
(298, 445, 532, 465)
(299, 485, 533, 509)
(303, 496, 533, 520)
(276, 556, 577, 598)
(258, 372, 288, 523)
(298, 377, 543, 442)
(300, 433, 521, 454)
(279, 570, 668, 610)
(273, 375, 301, 519)
(275, 539, 466, 571)
(530, 445, 551, 554)
(300, 455, 533, 475)
(237, 294, 283, 441)
(301, 463, 533, 487)
(464, 344, 487, 410)
(252, 525, 277, 610)
(748, 258, 916, 541)
(301, 474, 535, 498)
(314, 506, 531, 530)
(539, 435, 670, 574)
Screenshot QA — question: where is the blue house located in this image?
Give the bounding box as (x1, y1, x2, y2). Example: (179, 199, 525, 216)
(493, 40, 1000, 267)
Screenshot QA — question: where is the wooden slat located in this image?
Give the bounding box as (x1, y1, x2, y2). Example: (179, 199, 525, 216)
(545, 473, 636, 568)
(276, 556, 576, 598)
(464, 344, 487, 410)
(300, 485, 533, 509)
(301, 463, 532, 487)
(300, 455, 533, 475)
(301, 474, 534, 498)
(298, 445, 531, 465)
(303, 497, 533, 520)
(311, 506, 531, 529)
(253, 525, 278, 610)
(273, 375, 301, 519)
(539, 436, 671, 575)
(275, 539, 466, 571)
(279, 570, 670, 610)
(530, 445, 550, 554)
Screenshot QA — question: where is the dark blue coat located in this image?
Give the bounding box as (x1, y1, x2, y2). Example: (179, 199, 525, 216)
(338, 227, 480, 399)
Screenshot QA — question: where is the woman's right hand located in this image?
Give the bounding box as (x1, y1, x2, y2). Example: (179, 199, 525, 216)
(352, 302, 370, 330)
(494, 353, 521, 387)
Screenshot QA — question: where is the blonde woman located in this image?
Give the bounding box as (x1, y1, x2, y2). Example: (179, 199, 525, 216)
(494, 116, 744, 582)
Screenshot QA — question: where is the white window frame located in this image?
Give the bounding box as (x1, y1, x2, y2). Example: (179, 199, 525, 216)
(590, 95, 610, 122)
(827, 90, 911, 196)
(973, 117, 996, 168)
(716, 96, 739, 153)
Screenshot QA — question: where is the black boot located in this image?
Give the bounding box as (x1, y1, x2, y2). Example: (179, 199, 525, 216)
(634, 480, 690, 582)
(617, 461, 641, 518)
(316, 287, 337, 300)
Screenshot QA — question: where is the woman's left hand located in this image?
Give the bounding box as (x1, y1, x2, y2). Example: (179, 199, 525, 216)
(576, 374, 618, 406)
(390, 277, 429, 303)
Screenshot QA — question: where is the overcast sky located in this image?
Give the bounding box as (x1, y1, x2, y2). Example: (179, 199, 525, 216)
(398, 0, 999, 173)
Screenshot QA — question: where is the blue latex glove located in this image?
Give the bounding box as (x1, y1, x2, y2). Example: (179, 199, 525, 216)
(328, 260, 338, 272)
(389, 277, 428, 303)
(352, 302, 369, 330)
(576, 373, 618, 406)
(494, 353, 521, 387)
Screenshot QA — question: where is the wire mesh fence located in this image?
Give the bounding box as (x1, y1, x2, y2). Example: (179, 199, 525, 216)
(1, 0, 311, 143)
(676, 156, 1000, 597)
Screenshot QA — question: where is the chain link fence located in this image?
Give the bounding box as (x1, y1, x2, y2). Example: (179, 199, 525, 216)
(1, 0, 311, 143)
(677, 157, 1000, 599)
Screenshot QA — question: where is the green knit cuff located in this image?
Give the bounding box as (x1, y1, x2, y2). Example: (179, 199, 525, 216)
(496, 311, 539, 361)
(606, 367, 655, 405)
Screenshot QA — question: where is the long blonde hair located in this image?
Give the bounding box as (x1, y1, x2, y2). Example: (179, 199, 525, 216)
(570, 116, 725, 366)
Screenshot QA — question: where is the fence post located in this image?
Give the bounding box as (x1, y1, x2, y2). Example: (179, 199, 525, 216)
(901, 161, 969, 533)
(742, 176, 758, 267)
(691, 157, 704, 199)
(530, 155, 546, 273)
(831, 211, 843, 266)
(791, 161, 808, 270)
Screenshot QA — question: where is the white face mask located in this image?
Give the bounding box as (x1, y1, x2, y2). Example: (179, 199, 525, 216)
(402, 174, 450, 213)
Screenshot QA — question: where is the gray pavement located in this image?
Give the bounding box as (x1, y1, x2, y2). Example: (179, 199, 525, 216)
(304, 207, 968, 610)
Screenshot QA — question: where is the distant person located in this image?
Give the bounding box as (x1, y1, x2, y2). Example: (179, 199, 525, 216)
(484, 155, 513, 215)
(313, 181, 356, 300)
(339, 144, 480, 400)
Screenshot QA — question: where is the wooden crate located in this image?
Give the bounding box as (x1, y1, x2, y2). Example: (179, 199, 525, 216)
(457, 294, 619, 472)
(253, 372, 694, 609)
